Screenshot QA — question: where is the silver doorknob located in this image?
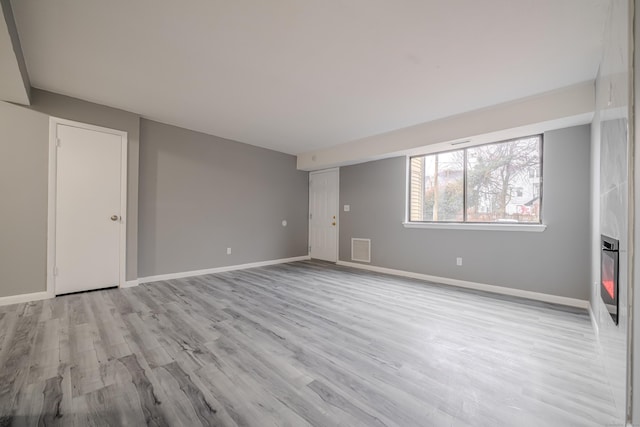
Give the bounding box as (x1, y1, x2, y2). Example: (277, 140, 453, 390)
(111, 215, 119, 221)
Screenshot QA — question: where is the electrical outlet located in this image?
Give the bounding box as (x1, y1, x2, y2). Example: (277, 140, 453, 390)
(456, 257, 462, 266)
(227, 247, 232, 255)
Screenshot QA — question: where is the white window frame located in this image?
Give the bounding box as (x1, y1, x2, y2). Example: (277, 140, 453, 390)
(403, 135, 546, 232)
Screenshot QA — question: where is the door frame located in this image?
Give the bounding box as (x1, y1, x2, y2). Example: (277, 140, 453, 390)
(47, 117, 128, 296)
(308, 167, 339, 262)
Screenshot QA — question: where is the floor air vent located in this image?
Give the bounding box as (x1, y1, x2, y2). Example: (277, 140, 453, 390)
(351, 238, 371, 263)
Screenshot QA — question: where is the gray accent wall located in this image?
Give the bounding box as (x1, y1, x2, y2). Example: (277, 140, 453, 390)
(138, 119, 308, 278)
(339, 124, 591, 300)
(0, 89, 142, 298)
(0, 89, 308, 299)
(27, 89, 141, 281)
(0, 101, 48, 297)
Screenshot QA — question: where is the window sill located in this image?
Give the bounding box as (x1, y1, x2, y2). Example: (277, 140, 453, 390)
(402, 222, 547, 232)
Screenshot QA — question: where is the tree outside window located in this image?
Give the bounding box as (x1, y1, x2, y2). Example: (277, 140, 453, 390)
(409, 135, 542, 223)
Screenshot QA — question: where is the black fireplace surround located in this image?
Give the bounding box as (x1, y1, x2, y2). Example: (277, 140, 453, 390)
(601, 235, 619, 325)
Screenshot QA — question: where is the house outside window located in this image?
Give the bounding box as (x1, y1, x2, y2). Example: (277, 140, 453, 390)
(409, 135, 542, 224)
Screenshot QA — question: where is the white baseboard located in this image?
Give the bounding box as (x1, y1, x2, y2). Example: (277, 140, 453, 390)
(0, 290, 54, 307)
(138, 256, 311, 284)
(337, 261, 590, 309)
(121, 279, 139, 289)
(0, 257, 310, 306)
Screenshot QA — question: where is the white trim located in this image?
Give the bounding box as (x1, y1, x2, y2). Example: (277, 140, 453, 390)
(311, 167, 339, 173)
(122, 280, 140, 288)
(0, 257, 309, 305)
(336, 169, 340, 262)
(138, 256, 311, 284)
(402, 222, 547, 232)
(118, 126, 128, 290)
(47, 120, 57, 297)
(337, 261, 589, 309)
(404, 156, 411, 224)
(49, 117, 129, 137)
(47, 117, 128, 295)
(0, 291, 53, 307)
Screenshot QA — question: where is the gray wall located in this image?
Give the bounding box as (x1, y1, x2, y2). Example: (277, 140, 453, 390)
(1, 0, 31, 102)
(339, 124, 591, 300)
(0, 89, 308, 298)
(0, 101, 48, 297)
(27, 89, 141, 281)
(138, 119, 308, 278)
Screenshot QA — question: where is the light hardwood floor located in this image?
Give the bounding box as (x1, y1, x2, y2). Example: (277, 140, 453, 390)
(0, 260, 619, 426)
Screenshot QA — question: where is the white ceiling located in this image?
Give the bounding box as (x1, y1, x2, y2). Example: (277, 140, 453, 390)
(10, 0, 608, 155)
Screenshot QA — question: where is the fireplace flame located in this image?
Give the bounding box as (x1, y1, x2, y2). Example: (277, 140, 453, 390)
(603, 279, 615, 299)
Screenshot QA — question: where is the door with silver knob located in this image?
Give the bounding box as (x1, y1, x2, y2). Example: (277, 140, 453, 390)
(52, 120, 126, 295)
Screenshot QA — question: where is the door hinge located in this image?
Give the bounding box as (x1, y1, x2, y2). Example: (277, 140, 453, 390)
(308, 245, 311, 253)
(309, 213, 313, 220)
(53, 266, 59, 276)
(56, 138, 61, 148)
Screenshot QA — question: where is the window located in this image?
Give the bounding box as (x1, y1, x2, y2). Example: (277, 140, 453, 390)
(409, 135, 542, 224)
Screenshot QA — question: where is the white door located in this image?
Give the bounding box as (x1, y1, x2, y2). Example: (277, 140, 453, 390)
(309, 169, 339, 262)
(51, 120, 127, 295)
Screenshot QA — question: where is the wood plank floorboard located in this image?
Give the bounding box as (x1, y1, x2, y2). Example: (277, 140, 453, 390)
(0, 260, 620, 426)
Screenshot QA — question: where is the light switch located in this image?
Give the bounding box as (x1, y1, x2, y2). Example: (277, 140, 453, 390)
(344, 205, 350, 212)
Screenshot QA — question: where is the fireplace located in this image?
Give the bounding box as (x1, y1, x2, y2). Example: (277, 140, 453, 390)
(601, 235, 619, 325)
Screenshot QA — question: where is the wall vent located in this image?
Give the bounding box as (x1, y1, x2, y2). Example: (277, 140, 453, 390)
(351, 238, 371, 263)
